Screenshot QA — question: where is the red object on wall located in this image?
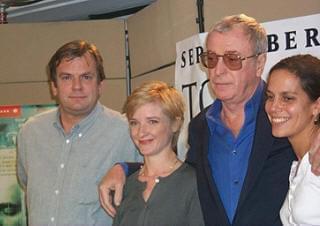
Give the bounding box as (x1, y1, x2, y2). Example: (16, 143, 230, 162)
(0, 105, 22, 118)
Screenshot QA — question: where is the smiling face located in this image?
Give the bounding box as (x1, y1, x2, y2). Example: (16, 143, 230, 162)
(51, 52, 103, 121)
(265, 69, 318, 142)
(206, 26, 266, 106)
(128, 102, 177, 157)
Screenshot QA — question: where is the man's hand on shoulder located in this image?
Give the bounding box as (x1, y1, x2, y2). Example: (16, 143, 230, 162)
(99, 164, 126, 217)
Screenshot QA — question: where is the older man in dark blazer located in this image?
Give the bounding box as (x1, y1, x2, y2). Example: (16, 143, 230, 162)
(187, 94, 295, 226)
(185, 14, 296, 226)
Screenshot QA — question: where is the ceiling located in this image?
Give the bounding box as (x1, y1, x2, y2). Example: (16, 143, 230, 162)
(4, 0, 156, 23)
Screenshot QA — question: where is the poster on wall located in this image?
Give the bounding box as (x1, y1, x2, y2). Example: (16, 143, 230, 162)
(0, 104, 56, 226)
(175, 13, 320, 159)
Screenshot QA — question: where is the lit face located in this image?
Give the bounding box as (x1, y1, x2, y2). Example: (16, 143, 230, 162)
(129, 102, 177, 157)
(265, 69, 318, 141)
(0, 179, 24, 226)
(206, 26, 266, 105)
(51, 52, 103, 120)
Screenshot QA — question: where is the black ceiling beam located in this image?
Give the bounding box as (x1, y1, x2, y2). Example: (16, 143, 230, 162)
(89, 5, 148, 20)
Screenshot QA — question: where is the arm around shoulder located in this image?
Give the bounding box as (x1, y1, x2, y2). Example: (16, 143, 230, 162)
(309, 131, 320, 175)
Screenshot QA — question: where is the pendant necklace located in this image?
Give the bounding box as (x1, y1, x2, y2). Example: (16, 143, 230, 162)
(139, 158, 180, 183)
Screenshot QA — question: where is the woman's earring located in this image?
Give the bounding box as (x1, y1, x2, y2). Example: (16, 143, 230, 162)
(314, 113, 320, 125)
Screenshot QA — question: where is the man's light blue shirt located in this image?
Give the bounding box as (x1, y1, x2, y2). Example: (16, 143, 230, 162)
(17, 102, 140, 226)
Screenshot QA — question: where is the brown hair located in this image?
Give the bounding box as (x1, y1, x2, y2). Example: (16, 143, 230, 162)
(47, 40, 105, 86)
(268, 54, 320, 126)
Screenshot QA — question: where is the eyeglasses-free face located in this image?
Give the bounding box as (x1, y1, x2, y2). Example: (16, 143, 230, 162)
(200, 51, 261, 71)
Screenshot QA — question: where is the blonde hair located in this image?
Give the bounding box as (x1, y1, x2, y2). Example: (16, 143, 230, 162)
(124, 80, 185, 150)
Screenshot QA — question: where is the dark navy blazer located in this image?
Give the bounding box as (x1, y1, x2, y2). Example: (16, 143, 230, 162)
(186, 95, 296, 226)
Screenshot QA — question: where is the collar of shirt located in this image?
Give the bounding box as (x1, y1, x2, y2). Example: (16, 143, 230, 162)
(53, 102, 102, 137)
(206, 80, 264, 136)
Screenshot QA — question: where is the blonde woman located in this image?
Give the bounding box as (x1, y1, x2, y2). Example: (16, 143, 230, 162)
(113, 81, 204, 226)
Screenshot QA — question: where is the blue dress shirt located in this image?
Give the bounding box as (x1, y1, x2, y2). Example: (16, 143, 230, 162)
(206, 81, 264, 223)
